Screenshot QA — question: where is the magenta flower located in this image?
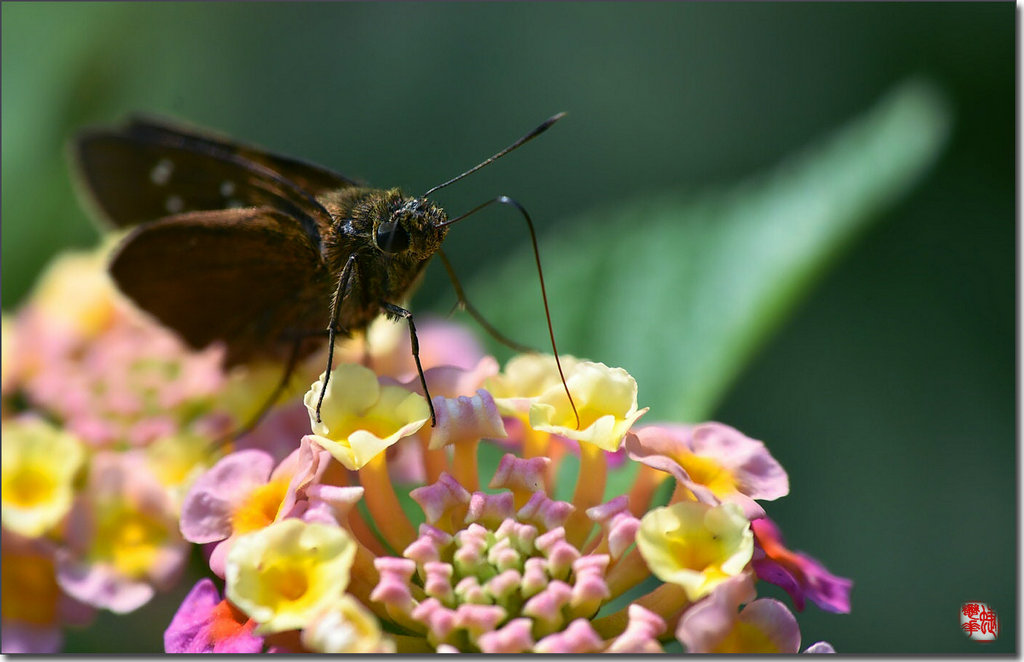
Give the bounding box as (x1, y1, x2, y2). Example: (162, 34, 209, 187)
(751, 517, 853, 614)
(165, 579, 263, 653)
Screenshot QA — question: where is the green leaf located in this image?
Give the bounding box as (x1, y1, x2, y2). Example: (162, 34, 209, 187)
(466, 80, 950, 422)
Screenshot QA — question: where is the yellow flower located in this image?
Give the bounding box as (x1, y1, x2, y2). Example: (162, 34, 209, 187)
(636, 502, 753, 601)
(93, 502, 175, 578)
(144, 433, 213, 507)
(1, 419, 85, 537)
(30, 242, 121, 338)
(226, 519, 357, 634)
(528, 361, 648, 452)
(51, 452, 188, 614)
(301, 594, 396, 653)
(303, 363, 429, 470)
(487, 353, 581, 416)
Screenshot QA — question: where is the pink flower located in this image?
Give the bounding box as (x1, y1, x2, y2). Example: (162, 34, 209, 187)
(676, 573, 802, 653)
(626, 422, 789, 519)
(164, 579, 263, 653)
(56, 453, 188, 613)
(179, 449, 304, 578)
(22, 311, 228, 449)
(368, 457, 654, 652)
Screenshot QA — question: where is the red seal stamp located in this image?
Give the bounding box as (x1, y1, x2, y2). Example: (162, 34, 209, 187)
(961, 602, 999, 642)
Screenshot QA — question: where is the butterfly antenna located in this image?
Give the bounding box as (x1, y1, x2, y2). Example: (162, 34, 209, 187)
(422, 112, 566, 199)
(439, 195, 581, 430)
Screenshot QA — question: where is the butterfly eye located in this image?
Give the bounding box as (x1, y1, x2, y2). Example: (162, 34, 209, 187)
(375, 219, 411, 254)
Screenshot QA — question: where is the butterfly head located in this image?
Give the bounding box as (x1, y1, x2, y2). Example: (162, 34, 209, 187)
(373, 192, 448, 258)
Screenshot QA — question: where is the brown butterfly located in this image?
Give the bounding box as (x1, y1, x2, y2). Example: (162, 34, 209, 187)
(72, 114, 577, 429)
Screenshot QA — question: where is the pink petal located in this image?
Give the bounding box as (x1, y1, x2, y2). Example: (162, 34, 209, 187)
(1, 622, 62, 654)
(517, 492, 575, 531)
(411, 598, 458, 641)
(179, 450, 275, 543)
(371, 557, 417, 613)
(522, 580, 572, 629)
(534, 618, 603, 654)
(739, 598, 801, 653)
(427, 389, 507, 450)
(466, 492, 515, 528)
(751, 518, 853, 614)
(570, 554, 610, 611)
(410, 473, 471, 525)
(476, 617, 534, 654)
(690, 423, 789, 501)
(423, 562, 455, 603)
(403, 525, 454, 565)
(605, 604, 667, 653)
(55, 554, 155, 614)
(454, 603, 506, 639)
(490, 454, 550, 494)
(676, 573, 757, 653)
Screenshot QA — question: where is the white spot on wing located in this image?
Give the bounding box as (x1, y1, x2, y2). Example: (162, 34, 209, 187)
(165, 195, 184, 213)
(220, 180, 236, 197)
(150, 158, 174, 186)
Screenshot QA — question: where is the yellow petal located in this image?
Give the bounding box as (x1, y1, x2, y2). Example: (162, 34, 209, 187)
(302, 594, 395, 653)
(636, 502, 753, 601)
(1, 419, 85, 537)
(529, 361, 648, 452)
(226, 519, 357, 634)
(303, 365, 429, 470)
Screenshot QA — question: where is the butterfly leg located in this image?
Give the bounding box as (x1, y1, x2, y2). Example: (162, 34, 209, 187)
(436, 248, 535, 353)
(381, 301, 437, 427)
(316, 253, 358, 423)
(220, 335, 306, 446)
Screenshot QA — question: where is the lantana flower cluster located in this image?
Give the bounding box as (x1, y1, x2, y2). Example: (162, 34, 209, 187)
(166, 324, 853, 653)
(1, 242, 314, 653)
(1, 242, 852, 654)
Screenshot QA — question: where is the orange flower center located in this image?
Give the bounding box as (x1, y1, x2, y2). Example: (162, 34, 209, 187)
(231, 480, 289, 534)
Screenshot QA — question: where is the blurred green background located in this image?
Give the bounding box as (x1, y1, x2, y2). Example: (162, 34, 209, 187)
(2, 2, 1014, 654)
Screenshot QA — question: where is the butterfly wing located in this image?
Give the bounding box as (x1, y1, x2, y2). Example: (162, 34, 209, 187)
(109, 207, 333, 365)
(122, 115, 360, 196)
(73, 117, 348, 243)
